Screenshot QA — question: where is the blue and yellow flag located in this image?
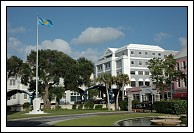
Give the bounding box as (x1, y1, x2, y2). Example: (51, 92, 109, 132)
(38, 17, 53, 27)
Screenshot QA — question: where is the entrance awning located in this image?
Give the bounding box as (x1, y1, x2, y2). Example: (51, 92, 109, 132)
(129, 87, 142, 92)
(173, 92, 187, 99)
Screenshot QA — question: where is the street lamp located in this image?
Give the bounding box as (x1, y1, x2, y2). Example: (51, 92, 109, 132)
(170, 81, 174, 100)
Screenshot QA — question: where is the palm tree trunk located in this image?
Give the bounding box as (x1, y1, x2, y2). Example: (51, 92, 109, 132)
(122, 85, 124, 101)
(106, 84, 110, 110)
(116, 90, 120, 111)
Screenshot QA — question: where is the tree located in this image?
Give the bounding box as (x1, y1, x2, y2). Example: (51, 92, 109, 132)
(77, 57, 94, 87)
(163, 54, 186, 100)
(20, 49, 78, 109)
(148, 57, 164, 94)
(148, 55, 186, 100)
(49, 86, 65, 107)
(7, 56, 23, 78)
(113, 74, 130, 111)
(96, 72, 112, 110)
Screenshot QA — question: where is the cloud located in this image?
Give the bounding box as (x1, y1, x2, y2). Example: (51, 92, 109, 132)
(154, 32, 169, 42)
(40, 39, 71, 55)
(8, 26, 26, 34)
(179, 37, 187, 48)
(7, 37, 71, 61)
(7, 37, 25, 56)
(71, 27, 125, 45)
(72, 48, 102, 63)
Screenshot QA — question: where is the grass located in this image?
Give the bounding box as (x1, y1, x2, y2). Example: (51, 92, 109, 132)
(54, 113, 166, 126)
(7, 109, 113, 120)
(7, 109, 169, 126)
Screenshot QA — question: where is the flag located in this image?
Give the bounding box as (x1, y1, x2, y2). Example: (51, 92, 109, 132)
(38, 17, 53, 27)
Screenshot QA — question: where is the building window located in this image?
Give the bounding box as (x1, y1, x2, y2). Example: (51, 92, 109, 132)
(116, 60, 122, 68)
(139, 51, 141, 55)
(183, 78, 187, 87)
(145, 81, 150, 86)
(98, 65, 103, 71)
(105, 62, 110, 69)
(130, 71, 135, 75)
(177, 63, 180, 70)
(177, 79, 181, 88)
(24, 93, 28, 99)
(10, 79, 16, 86)
(152, 53, 155, 55)
(164, 55, 167, 58)
(139, 61, 142, 66)
(131, 61, 134, 65)
(139, 81, 143, 86)
(131, 51, 134, 55)
(145, 62, 148, 65)
(145, 71, 149, 75)
(183, 61, 186, 69)
(158, 53, 161, 56)
(138, 71, 143, 75)
(12, 94, 16, 99)
(131, 81, 136, 87)
(145, 52, 148, 55)
(133, 94, 140, 100)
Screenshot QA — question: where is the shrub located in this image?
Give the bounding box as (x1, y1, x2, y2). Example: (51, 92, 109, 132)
(55, 105, 62, 110)
(72, 104, 77, 109)
(22, 102, 30, 111)
(119, 100, 128, 111)
(78, 104, 83, 110)
(153, 100, 187, 115)
(95, 105, 103, 110)
(132, 100, 140, 109)
(84, 101, 94, 109)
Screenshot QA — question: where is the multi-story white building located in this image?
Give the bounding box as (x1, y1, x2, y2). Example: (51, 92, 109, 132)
(95, 43, 178, 102)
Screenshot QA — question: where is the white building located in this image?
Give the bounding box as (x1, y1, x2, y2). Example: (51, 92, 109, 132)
(95, 43, 178, 102)
(7, 76, 89, 106)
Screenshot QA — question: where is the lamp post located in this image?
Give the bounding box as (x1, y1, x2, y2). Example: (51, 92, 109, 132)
(170, 81, 174, 100)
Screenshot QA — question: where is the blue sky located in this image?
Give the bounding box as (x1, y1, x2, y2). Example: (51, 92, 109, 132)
(7, 5, 188, 63)
(1, 2, 193, 132)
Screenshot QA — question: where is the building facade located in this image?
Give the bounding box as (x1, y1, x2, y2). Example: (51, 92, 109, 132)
(7, 77, 89, 106)
(95, 43, 178, 102)
(173, 46, 187, 99)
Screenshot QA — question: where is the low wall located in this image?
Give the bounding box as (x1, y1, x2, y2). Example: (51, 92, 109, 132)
(57, 104, 116, 110)
(8, 104, 116, 111)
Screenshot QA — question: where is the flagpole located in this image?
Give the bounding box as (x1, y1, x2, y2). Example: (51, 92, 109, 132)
(36, 14, 39, 98)
(27, 14, 44, 114)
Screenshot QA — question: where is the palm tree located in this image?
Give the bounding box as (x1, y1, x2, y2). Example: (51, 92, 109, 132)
(95, 72, 112, 110)
(113, 74, 130, 110)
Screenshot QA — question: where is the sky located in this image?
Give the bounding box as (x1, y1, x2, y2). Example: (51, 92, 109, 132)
(6, 3, 188, 63)
(1, 1, 193, 132)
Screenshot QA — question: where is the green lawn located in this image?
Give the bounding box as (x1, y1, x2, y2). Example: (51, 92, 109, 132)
(7, 109, 168, 126)
(54, 113, 166, 126)
(7, 109, 113, 120)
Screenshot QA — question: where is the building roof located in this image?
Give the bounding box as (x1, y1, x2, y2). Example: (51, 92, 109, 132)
(127, 44, 165, 51)
(175, 46, 187, 59)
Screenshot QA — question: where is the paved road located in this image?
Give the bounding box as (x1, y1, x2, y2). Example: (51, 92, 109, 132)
(7, 111, 133, 127)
